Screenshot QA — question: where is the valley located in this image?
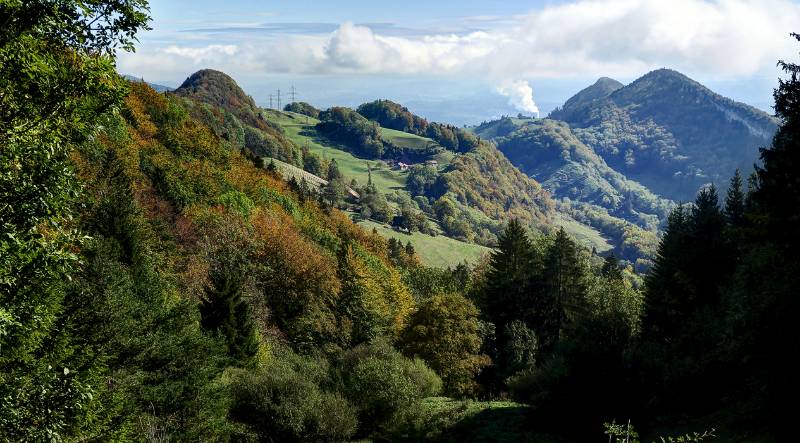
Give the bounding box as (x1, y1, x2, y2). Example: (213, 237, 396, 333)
(3, 2, 795, 441)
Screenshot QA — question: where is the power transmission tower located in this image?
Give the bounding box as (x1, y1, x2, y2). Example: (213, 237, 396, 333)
(268, 94, 273, 109)
(289, 85, 297, 103)
(276, 89, 281, 110)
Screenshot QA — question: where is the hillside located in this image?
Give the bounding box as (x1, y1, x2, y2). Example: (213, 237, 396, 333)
(474, 117, 664, 265)
(168, 71, 629, 262)
(551, 69, 778, 200)
(474, 118, 672, 227)
(173, 69, 303, 166)
(266, 101, 603, 252)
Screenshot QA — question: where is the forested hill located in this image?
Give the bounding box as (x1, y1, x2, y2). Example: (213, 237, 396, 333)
(551, 69, 778, 200)
(549, 77, 623, 122)
(172, 69, 304, 167)
(474, 117, 664, 266)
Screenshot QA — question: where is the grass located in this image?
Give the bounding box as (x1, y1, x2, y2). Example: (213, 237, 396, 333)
(555, 213, 614, 253)
(407, 397, 566, 443)
(380, 127, 436, 149)
(263, 109, 409, 195)
(357, 218, 490, 268)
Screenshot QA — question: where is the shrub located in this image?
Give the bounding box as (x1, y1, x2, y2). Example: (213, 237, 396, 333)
(340, 339, 441, 435)
(227, 349, 358, 441)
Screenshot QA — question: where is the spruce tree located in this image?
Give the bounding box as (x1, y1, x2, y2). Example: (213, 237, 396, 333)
(327, 158, 343, 181)
(541, 228, 588, 349)
(485, 219, 535, 331)
(601, 253, 624, 281)
(725, 169, 746, 228)
(200, 269, 258, 364)
(740, 34, 800, 435)
(642, 205, 692, 341)
(688, 185, 731, 308)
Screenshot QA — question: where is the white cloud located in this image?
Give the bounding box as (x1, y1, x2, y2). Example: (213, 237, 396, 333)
(164, 44, 238, 62)
(120, 0, 800, 96)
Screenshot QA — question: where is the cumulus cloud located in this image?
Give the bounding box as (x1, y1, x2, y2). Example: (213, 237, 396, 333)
(120, 0, 800, 95)
(497, 80, 540, 116)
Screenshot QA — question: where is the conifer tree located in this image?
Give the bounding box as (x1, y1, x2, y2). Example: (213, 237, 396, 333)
(642, 206, 692, 341)
(485, 219, 535, 331)
(200, 269, 258, 363)
(601, 254, 624, 281)
(541, 228, 588, 349)
(725, 169, 746, 228)
(327, 158, 343, 181)
(688, 185, 732, 307)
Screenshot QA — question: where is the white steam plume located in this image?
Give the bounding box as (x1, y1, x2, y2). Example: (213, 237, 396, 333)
(497, 80, 540, 117)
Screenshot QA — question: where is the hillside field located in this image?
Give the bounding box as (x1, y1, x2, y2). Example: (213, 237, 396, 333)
(357, 218, 491, 268)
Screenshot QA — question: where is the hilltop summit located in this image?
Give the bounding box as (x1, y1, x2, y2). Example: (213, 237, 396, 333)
(551, 68, 777, 199)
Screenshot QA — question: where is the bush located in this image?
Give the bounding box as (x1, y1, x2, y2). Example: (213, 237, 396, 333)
(227, 349, 358, 442)
(340, 339, 441, 435)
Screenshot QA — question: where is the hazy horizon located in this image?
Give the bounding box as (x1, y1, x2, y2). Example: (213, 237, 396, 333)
(119, 0, 796, 125)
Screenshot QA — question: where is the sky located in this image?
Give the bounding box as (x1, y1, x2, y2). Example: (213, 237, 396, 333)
(119, 0, 800, 125)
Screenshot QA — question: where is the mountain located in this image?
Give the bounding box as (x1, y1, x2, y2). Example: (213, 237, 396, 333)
(474, 118, 672, 229)
(549, 77, 623, 122)
(173, 69, 303, 166)
(551, 69, 778, 200)
(168, 71, 648, 263)
(474, 117, 663, 265)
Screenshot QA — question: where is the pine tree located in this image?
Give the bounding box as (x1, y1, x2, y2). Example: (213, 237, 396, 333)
(725, 169, 746, 228)
(327, 159, 343, 181)
(200, 263, 258, 364)
(601, 253, 624, 281)
(541, 228, 588, 349)
(485, 219, 535, 330)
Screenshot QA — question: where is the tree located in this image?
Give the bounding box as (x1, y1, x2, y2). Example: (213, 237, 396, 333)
(303, 148, 323, 175)
(541, 227, 589, 350)
(734, 34, 800, 435)
(406, 165, 438, 196)
(323, 177, 346, 208)
(601, 253, 624, 281)
(400, 293, 490, 397)
(340, 339, 441, 434)
(502, 320, 538, 375)
(484, 220, 536, 330)
(725, 169, 746, 228)
(197, 217, 258, 363)
(0, 1, 150, 439)
(327, 158, 343, 181)
(642, 206, 692, 341)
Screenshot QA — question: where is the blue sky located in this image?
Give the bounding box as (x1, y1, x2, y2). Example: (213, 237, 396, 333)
(119, 0, 800, 125)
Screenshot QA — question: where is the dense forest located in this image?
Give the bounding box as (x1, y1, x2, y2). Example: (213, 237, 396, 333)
(1, 1, 797, 442)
